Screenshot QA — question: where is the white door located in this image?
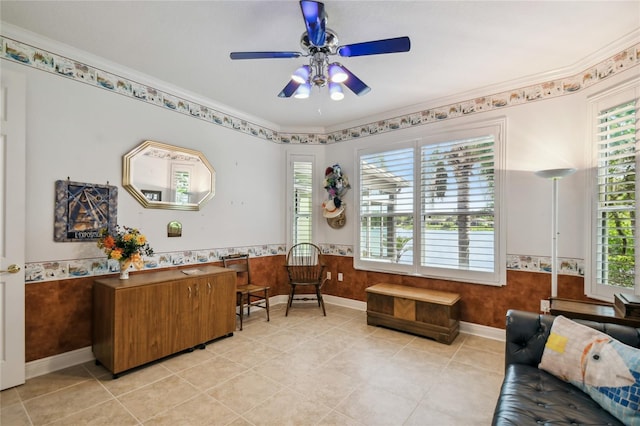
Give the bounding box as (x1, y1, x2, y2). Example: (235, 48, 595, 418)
(0, 69, 26, 390)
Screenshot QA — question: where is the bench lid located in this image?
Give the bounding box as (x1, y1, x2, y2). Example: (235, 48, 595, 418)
(366, 283, 460, 305)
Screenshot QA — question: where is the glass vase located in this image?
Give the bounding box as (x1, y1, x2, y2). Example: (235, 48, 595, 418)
(119, 259, 131, 279)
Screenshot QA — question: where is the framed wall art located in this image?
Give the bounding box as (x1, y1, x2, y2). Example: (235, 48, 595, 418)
(54, 180, 118, 242)
(141, 189, 162, 202)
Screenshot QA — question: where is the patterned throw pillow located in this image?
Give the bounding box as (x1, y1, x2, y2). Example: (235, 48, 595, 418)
(539, 315, 640, 426)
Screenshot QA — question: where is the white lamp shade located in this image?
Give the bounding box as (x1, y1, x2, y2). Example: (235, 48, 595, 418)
(329, 82, 344, 101)
(291, 66, 310, 84)
(293, 83, 311, 99)
(328, 63, 348, 83)
(535, 168, 576, 180)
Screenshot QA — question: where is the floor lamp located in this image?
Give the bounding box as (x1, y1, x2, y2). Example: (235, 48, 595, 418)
(535, 168, 576, 298)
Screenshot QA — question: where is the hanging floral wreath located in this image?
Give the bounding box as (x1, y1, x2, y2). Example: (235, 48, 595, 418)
(323, 164, 350, 206)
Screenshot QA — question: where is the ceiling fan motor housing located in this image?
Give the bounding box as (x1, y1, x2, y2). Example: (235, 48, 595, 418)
(300, 28, 339, 54)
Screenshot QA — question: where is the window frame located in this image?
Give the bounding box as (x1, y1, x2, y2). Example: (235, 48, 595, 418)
(586, 77, 640, 301)
(355, 118, 506, 286)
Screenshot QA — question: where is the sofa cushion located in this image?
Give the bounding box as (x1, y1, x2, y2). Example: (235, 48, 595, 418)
(492, 364, 623, 426)
(539, 315, 640, 425)
(504, 309, 555, 367)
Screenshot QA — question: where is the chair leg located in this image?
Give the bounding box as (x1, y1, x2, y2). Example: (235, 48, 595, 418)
(285, 285, 296, 316)
(265, 289, 270, 321)
(316, 285, 326, 316)
(237, 293, 244, 331)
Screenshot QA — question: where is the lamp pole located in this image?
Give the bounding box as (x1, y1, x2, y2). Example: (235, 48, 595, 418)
(535, 168, 576, 298)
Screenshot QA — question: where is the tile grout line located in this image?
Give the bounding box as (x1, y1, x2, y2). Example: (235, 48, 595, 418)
(8, 306, 502, 425)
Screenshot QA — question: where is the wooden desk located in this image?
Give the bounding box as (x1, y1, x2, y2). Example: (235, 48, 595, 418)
(366, 283, 460, 344)
(549, 298, 640, 328)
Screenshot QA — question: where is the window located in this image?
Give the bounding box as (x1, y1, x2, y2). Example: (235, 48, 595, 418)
(356, 120, 505, 285)
(359, 147, 414, 268)
(288, 155, 314, 246)
(588, 80, 639, 300)
(174, 170, 190, 204)
(420, 136, 496, 275)
(171, 163, 193, 204)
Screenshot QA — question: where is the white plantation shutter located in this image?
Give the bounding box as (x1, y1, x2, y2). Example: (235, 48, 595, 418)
(292, 160, 313, 245)
(356, 120, 504, 285)
(359, 147, 414, 267)
(594, 97, 638, 292)
(420, 136, 495, 274)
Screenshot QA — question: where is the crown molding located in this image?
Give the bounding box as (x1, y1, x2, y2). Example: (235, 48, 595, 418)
(0, 22, 281, 132)
(325, 28, 640, 134)
(2, 22, 639, 143)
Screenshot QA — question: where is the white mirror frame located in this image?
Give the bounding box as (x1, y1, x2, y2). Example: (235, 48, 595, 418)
(123, 140, 215, 211)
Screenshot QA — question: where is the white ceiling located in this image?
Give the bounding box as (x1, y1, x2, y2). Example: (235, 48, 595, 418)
(1, 1, 639, 132)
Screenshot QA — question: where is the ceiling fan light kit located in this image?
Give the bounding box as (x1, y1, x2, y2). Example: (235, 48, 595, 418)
(294, 83, 311, 99)
(230, 0, 410, 100)
(329, 82, 344, 101)
(292, 65, 311, 84)
(328, 63, 348, 83)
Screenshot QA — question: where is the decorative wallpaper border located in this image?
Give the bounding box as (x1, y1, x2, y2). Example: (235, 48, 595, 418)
(2, 32, 590, 283)
(506, 254, 584, 277)
(24, 243, 353, 283)
(25, 244, 286, 283)
(24, 245, 582, 284)
(1, 35, 638, 144)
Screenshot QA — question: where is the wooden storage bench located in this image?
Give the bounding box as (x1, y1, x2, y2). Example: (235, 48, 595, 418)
(366, 283, 460, 344)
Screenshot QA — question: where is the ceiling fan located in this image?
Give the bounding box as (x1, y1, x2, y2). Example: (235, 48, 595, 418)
(229, 0, 411, 100)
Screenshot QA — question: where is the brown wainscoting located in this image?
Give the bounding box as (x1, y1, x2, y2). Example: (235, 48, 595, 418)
(25, 256, 289, 362)
(24, 254, 590, 362)
(321, 255, 591, 329)
(25, 277, 94, 362)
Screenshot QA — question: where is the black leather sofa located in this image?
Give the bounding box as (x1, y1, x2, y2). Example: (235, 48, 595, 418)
(492, 309, 640, 426)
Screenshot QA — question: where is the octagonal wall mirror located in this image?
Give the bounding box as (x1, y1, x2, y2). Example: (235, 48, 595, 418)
(123, 140, 215, 211)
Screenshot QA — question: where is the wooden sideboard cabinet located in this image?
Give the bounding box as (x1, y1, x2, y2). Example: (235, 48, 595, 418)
(93, 266, 235, 377)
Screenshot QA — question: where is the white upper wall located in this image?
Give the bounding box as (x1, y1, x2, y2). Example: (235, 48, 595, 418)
(322, 70, 637, 261)
(6, 60, 285, 263)
(4, 36, 638, 265)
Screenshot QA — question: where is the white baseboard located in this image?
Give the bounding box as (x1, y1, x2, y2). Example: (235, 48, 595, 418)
(26, 346, 95, 380)
(323, 295, 367, 311)
(25, 296, 504, 379)
(270, 294, 366, 311)
(460, 321, 505, 342)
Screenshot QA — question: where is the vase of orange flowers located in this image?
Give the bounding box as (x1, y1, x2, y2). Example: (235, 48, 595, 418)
(97, 225, 154, 279)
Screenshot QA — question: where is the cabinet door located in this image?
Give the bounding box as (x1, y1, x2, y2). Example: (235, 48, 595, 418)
(170, 278, 199, 352)
(198, 276, 214, 342)
(213, 272, 236, 338)
(114, 284, 172, 373)
(200, 272, 235, 341)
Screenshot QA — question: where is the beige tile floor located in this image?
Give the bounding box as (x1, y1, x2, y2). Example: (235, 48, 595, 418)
(1, 303, 505, 425)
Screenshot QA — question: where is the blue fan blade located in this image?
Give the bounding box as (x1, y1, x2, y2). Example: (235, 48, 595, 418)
(278, 79, 301, 98)
(230, 51, 302, 60)
(300, 1, 327, 47)
(340, 66, 371, 96)
(338, 36, 411, 57)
